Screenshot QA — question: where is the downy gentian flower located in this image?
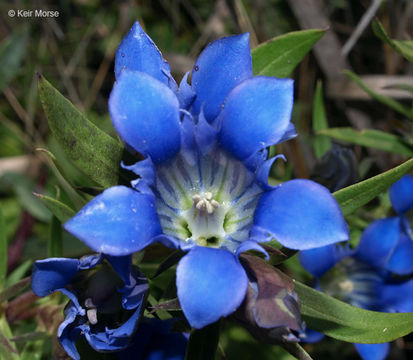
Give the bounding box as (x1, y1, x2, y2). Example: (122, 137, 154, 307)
(300, 235, 413, 360)
(64, 21, 349, 329)
(31, 254, 148, 359)
(356, 174, 413, 275)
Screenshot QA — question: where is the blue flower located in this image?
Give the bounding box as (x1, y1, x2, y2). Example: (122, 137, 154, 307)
(31, 254, 148, 359)
(356, 174, 413, 275)
(64, 21, 349, 329)
(299, 239, 413, 360)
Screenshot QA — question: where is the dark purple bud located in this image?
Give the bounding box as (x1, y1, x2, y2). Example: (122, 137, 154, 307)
(311, 144, 358, 192)
(234, 254, 304, 343)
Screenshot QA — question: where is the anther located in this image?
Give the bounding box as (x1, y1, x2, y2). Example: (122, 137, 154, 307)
(192, 192, 219, 214)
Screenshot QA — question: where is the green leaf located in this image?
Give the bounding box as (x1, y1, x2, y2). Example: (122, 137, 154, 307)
(0, 207, 6, 290)
(344, 70, 413, 120)
(312, 81, 331, 158)
(295, 280, 413, 343)
(48, 216, 62, 258)
(384, 83, 413, 94)
(372, 20, 413, 62)
(38, 75, 124, 188)
(5, 261, 31, 288)
(0, 173, 51, 222)
(252, 29, 325, 78)
(319, 127, 413, 157)
(281, 342, 314, 360)
(334, 158, 413, 216)
(185, 321, 220, 360)
(34, 193, 75, 223)
(0, 27, 29, 91)
(0, 277, 30, 304)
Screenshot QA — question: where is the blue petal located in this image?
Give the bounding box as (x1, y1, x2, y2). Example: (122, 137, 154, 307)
(116, 319, 187, 360)
(31, 258, 80, 297)
(64, 186, 162, 256)
(109, 70, 181, 164)
(122, 158, 156, 196)
(176, 247, 248, 328)
(389, 174, 413, 214)
(354, 343, 389, 360)
(119, 267, 149, 310)
(115, 21, 177, 90)
(251, 179, 349, 250)
(78, 254, 103, 269)
(299, 244, 345, 277)
(278, 122, 298, 143)
(218, 76, 294, 160)
(303, 328, 324, 343)
(84, 305, 142, 352)
(235, 240, 269, 260)
(255, 155, 286, 190)
(58, 305, 83, 360)
(355, 217, 401, 269)
(378, 279, 413, 312)
(105, 255, 133, 285)
(191, 33, 253, 122)
(195, 110, 219, 156)
(386, 233, 413, 275)
(178, 72, 196, 109)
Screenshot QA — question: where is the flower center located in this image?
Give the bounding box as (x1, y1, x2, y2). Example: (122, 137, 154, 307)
(320, 258, 383, 309)
(153, 147, 263, 251)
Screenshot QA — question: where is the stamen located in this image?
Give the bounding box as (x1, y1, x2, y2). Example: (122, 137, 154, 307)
(85, 298, 98, 325)
(192, 192, 220, 214)
(87, 309, 98, 325)
(338, 279, 354, 293)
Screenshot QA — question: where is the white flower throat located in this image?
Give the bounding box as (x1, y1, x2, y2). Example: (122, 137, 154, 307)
(153, 148, 263, 251)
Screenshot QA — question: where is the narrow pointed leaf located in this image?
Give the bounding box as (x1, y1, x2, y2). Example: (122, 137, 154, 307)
(48, 216, 62, 258)
(34, 194, 75, 223)
(185, 321, 220, 360)
(344, 70, 413, 120)
(295, 280, 413, 343)
(312, 81, 331, 158)
(0, 207, 6, 290)
(252, 29, 325, 78)
(334, 158, 413, 215)
(372, 20, 413, 62)
(282, 342, 314, 360)
(38, 75, 124, 187)
(0, 277, 30, 304)
(319, 127, 413, 157)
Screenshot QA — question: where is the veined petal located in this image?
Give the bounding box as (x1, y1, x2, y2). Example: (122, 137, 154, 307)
(386, 233, 413, 275)
(355, 217, 401, 269)
(219, 76, 294, 161)
(109, 70, 181, 164)
(354, 343, 389, 360)
(64, 186, 162, 256)
(299, 244, 346, 278)
(114, 21, 177, 90)
(176, 247, 248, 328)
(191, 33, 252, 122)
(251, 179, 349, 250)
(389, 174, 413, 214)
(32, 258, 80, 297)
